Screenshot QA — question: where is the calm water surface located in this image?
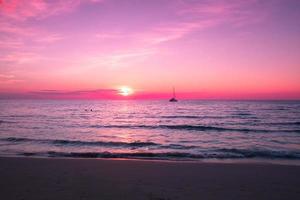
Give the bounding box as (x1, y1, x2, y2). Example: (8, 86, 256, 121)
(0, 100, 300, 161)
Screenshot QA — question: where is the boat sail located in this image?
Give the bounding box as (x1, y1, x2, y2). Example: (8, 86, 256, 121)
(169, 87, 178, 102)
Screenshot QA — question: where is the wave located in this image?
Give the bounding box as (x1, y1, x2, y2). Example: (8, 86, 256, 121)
(161, 115, 202, 119)
(18, 149, 300, 160)
(158, 125, 260, 132)
(0, 120, 17, 124)
(152, 114, 259, 119)
(0, 137, 158, 147)
(159, 115, 225, 119)
(89, 124, 298, 133)
(0, 137, 194, 150)
(217, 148, 300, 159)
(2, 121, 299, 133)
(2, 138, 300, 160)
(232, 112, 252, 116)
(53, 139, 159, 147)
(270, 122, 300, 126)
(3, 137, 32, 142)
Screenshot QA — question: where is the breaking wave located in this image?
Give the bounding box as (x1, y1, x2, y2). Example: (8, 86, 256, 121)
(89, 124, 300, 133)
(0, 137, 194, 150)
(18, 149, 300, 160)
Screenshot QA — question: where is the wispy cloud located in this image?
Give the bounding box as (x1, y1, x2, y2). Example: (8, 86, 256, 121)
(0, 0, 104, 21)
(34, 34, 64, 43)
(0, 73, 23, 84)
(95, 32, 129, 40)
(36, 0, 268, 72)
(9, 88, 120, 99)
(0, 20, 36, 38)
(0, 0, 107, 73)
(177, 0, 266, 27)
(0, 74, 15, 79)
(0, 87, 117, 99)
(137, 0, 266, 45)
(0, 52, 44, 64)
(0, 39, 23, 49)
(84, 48, 156, 69)
(140, 21, 214, 45)
(30, 88, 117, 96)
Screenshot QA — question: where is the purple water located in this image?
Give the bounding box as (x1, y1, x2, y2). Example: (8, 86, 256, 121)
(0, 100, 300, 160)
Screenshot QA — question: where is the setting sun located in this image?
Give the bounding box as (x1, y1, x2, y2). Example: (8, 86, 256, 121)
(118, 86, 134, 96)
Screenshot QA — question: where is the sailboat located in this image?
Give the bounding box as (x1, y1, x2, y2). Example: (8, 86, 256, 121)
(169, 87, 178, 102)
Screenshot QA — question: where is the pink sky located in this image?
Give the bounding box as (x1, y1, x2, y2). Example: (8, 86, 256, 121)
(0, 0, 300, 99)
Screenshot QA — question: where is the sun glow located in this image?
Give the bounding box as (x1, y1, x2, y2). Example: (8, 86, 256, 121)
(118, 86, 134, 96)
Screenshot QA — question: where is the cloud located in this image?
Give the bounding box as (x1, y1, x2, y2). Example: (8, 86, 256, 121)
(0, 39, 23, 49)
(0, 74, 15, 79)
(137, 0, 266, 45)
(0, 73, 23, 84)
(0, 0, 104, 21)
(0, 0, 49, 21)
(0, 88, 118, 99)
(8, 88, 120, 99)
(0, 18, 63, 42)
(0, 21, 33, 36)
(0, 52, 43, 64)
(0, 0, 107, 71)
(140, 20, 214, 45)
(95, 32, 130, 40)
(177, 0, 265, 27)
(84, 48, 156, 69)
(75, 0, 266, 70)
(34, 34, 64, 43)
(30, 89, 117, 96)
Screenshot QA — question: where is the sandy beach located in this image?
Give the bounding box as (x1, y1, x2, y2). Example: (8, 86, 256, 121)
(0, 157, 299, 200)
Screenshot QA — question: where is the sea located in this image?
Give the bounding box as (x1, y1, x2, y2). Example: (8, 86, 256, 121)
(0, 100, 300, 162)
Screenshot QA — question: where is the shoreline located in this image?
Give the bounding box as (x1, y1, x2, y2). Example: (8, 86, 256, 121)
(1, 156, 300, 200)
(1, 154, 300, 166)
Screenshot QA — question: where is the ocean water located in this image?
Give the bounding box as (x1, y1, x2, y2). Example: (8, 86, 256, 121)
(0, 100, 300, 161)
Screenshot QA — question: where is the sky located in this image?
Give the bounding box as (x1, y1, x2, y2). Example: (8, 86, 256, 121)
(0, 0, 300, 100)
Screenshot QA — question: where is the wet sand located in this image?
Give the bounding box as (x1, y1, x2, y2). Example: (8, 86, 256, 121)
(0, 157, 300, 200)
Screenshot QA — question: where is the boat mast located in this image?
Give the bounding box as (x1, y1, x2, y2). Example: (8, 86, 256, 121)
(173, 87, 176, 98)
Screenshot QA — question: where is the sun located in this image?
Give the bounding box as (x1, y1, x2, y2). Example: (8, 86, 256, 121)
(118, 86, 134, 96)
